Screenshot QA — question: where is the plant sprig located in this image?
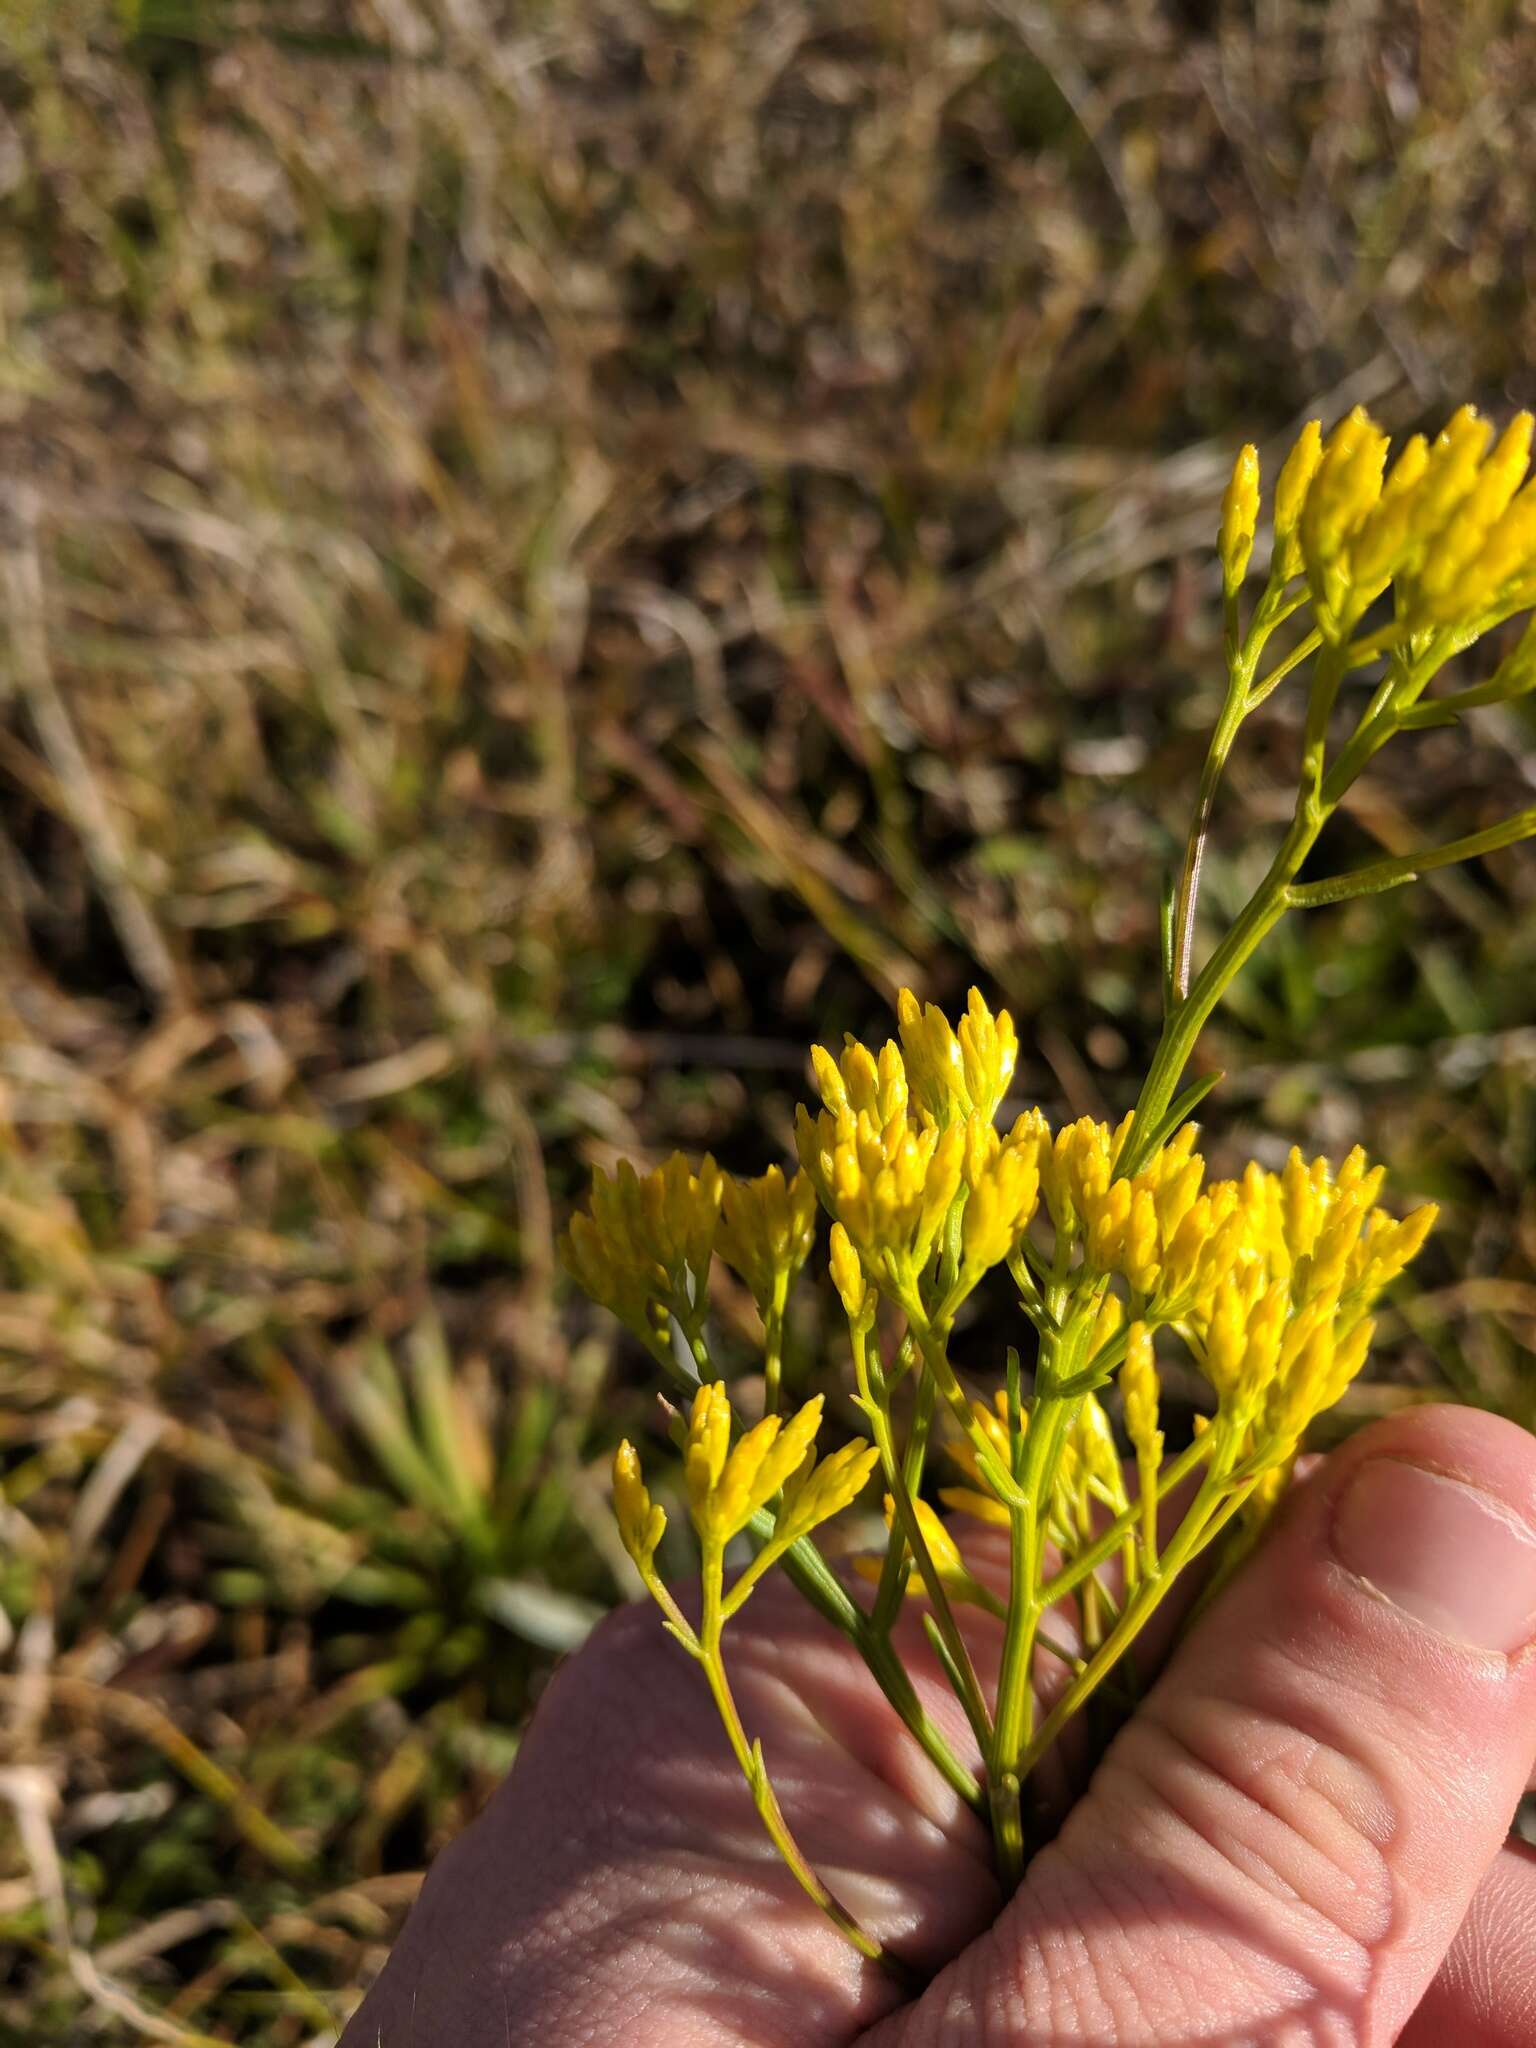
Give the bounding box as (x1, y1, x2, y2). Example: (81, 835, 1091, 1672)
(566, 402, 1536, 1960)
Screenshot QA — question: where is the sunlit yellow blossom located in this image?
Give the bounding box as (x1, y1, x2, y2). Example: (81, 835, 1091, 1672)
(828, 1220, 874, 1323)
(1039, 1112, 1132, 1240)
(562, 1151, 724, 1356)
(612, 1440, 667, 1576)
(1274, 402, 1536, 638)
(716, 1165, 818, 1315)
(897, 986, 1018, 1126)
(686, 1384, 826, 1544)
(808, 1036, 909, 1124)
(774, 1436, 880, 1549)
(1298, 406, 1391, 634)
(1271, 418, 1322, 579)
(1219, 443, 1259, 595)
(555, 549, 1511, 1929)
(959, 1116, 1042, 1284)
(796, 1090, 964, 1296)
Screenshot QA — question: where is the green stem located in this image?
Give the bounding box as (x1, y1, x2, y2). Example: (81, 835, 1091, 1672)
(908, 1313, 1027, 1510)
(699, 1544, 905, 1977)
(1036, 1429, 1216, 1609)
(871, 1367, 936, 1635)
(761, 1512, 983, 1809)
(1170, 576, 1302, 1000)
(854, 1325, 994, 1758)
(1017, 1468, 1260, 1784)
(986, 1384, 1074, 1887)
(1288, 804, 1536, 908)
(762, 1297, 785, 1417)
(987, 1280, 1109, 1884)
(1171, 662, 1251, 1002)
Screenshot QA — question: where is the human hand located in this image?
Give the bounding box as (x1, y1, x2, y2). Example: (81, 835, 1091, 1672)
(341, 1404, 1536, 2046)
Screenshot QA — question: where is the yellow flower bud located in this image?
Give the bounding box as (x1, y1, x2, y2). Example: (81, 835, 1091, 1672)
(563, 1151, 723, 1353)
(959, 987, 1019, 1120)
(613, 1440, 666, 1572)
(1281, 1147, 1318, 1261)
(1219, 443, 1260, 595)
(777, 1436, 879, 1547)
(809, 1043, 849, 1115)
(828, 1220, 871, 1321)
(1300, 407, 1391, 632)
(1273, 419, 1323, 544)
(716, 1164, 818, 1314)
(708, 1396, 826, 1538)
(1124, 1187, 1162, 1296)
(1202, 1278, 1248, 1400)
(684, 1381, 733, 1523)
(938, 1483, 1010, 1528)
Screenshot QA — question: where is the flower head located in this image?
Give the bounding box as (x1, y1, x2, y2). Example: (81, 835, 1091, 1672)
(897, 986, 1018, 1126)
(716, 1165, 818, 1317)
(1269, 403, 1536, 640)
(685, 1383, 827, 1545)
(796, 1087, 964, 1299)
(562, 1152, 724, 1360)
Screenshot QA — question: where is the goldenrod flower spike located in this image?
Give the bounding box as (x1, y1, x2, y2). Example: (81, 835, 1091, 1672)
(1299, 406, 1391, 634)
(797, 1082, 968, 1303)
(895, 985, 1018, 1126)
(828, 1221, 872, 1323)
(960, 1124, 1042, 1286)
(684, 1381, 733, 1522)
(561, 1209, 660, 1352)
(958, 986, 1020, 1121)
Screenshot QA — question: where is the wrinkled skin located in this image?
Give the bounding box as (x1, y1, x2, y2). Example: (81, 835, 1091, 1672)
(343, 1406, 1536, 2046)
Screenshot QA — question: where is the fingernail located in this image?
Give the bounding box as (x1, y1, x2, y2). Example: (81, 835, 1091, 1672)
(1333, 1459, 1536, 1654)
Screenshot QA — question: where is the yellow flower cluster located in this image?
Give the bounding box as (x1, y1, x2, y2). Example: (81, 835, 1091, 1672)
(561, 389, 1520, 1906)
(683, 1382, 824, 1543)
(1227, 403, 1536, 642)
(1181, 1147, 1436, 1455)
(794, 992, 1039, 1305)
(716, 1164, 818, 1318)
(613, 1383, 879, 1611)
(561, 1151, 821, 1373)
(897, 986, 1019, 1126)
(571, 1010, 1435, 1502)
(562, 1152, 724, 1357)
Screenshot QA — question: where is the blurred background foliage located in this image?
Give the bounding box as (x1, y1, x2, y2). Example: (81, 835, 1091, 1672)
(2, 0, 1536, 2038)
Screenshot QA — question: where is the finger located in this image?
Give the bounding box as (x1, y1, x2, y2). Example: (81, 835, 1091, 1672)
(1400, 1838, 1536, 2046)
(860, 1404, 1536, 2047)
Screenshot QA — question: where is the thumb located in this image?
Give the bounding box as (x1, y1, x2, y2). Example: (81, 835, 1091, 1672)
(863, 1404, 1536, 2047)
